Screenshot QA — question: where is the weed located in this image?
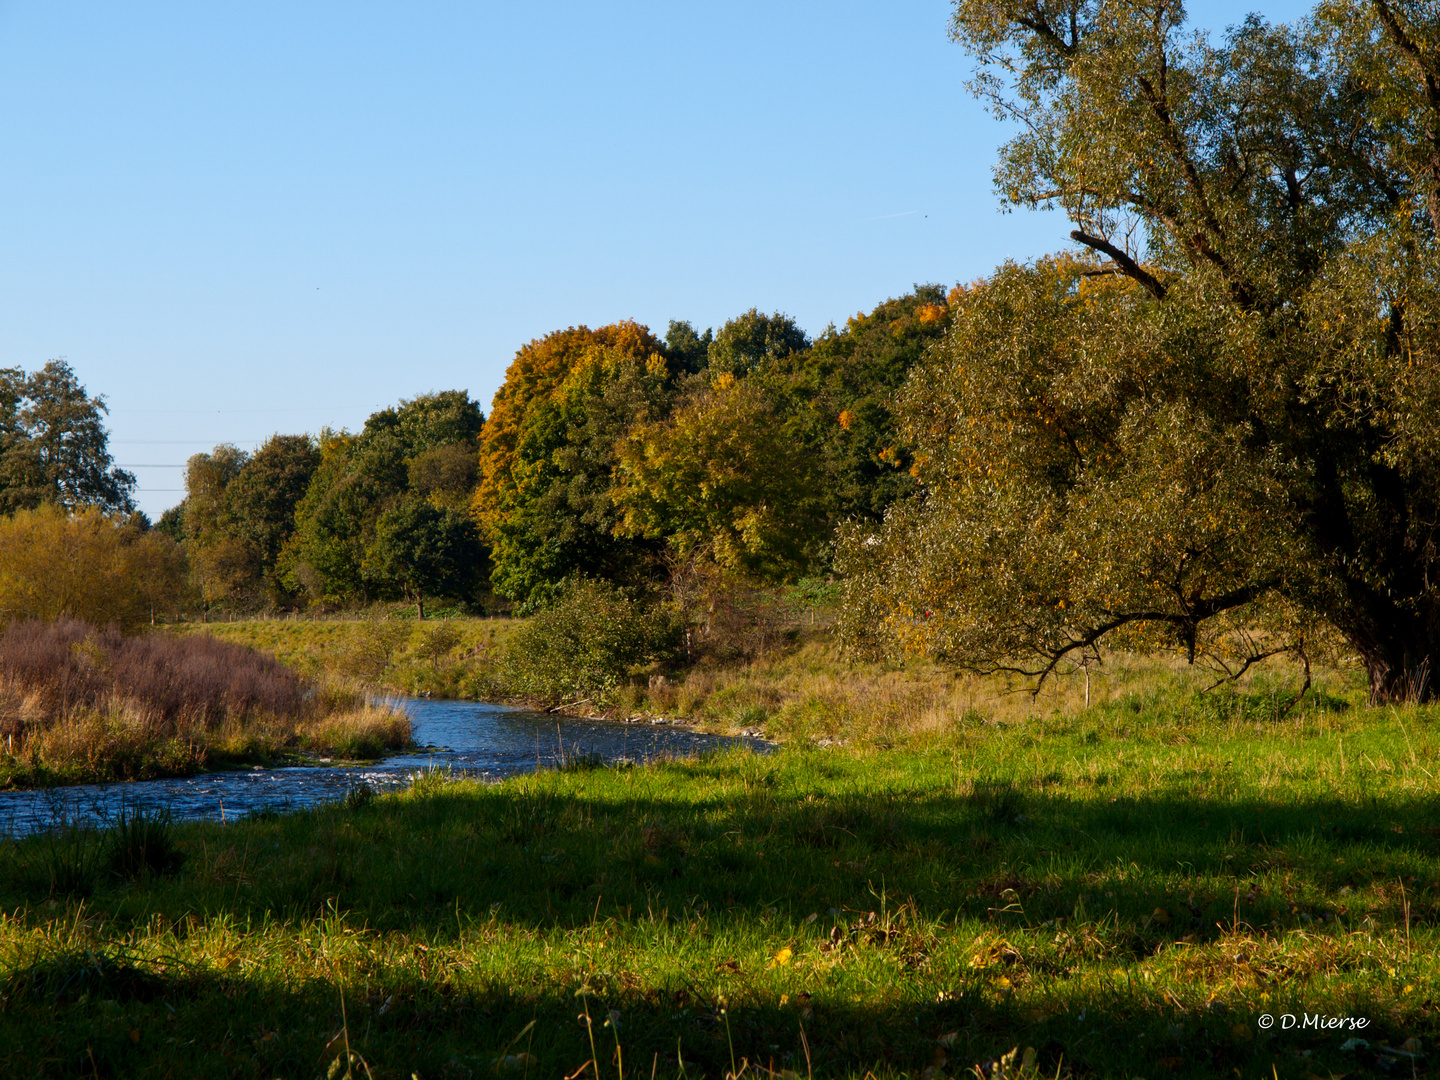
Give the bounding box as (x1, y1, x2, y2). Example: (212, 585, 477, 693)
(103, 803, 184, 879)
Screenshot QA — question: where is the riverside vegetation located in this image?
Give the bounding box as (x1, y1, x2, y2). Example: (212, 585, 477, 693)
(0, 618, 411, 789)
(1, 680, 1436, 1079)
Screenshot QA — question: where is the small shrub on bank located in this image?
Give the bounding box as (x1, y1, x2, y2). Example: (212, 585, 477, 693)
(500, 579, 679, 704)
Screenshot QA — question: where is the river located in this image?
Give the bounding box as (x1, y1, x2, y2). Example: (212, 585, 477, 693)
(0, 699, 769, 837)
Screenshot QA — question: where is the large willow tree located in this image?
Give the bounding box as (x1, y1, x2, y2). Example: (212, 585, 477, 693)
(840, 0, 1440, 702)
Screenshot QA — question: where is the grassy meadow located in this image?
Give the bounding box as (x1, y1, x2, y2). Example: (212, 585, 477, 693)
(2, 672, 1438, 1079)
(175, 614, 518, 703)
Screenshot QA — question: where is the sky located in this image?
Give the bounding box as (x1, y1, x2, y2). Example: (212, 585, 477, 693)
(0, 1, 1312, 519)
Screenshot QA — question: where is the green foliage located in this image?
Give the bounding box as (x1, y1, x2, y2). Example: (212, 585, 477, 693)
(279, 390, 487, 608)
(500, 579, 678, 703)
(365, 499, 482, 617)
(480, 324, 677, 607)
(614, 375, 828, 584)
(706, 308, 808, 376)
(0, 360, 135, 514)
(777, 285, 953, 523)
(661, 319, 712, 374)
(222, 435, 321, 594)
(844, 0, 1440, 702)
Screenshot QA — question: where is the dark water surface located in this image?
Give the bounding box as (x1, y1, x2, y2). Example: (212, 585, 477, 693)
(0, 699, 768, 836)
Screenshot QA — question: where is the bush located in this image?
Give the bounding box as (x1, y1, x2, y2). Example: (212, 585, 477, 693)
(501, 579, 679, 704)
(0, 505, 189, 630)
(0, 618, 307, 741)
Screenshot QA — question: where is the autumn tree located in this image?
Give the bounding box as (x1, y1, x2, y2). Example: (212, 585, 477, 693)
(841, 0, 1440, 702)
(0, 505, 188, 630)
(613, 373, 827, 584)
(472, 322, 678, 607)
(775, 286, 954, 524)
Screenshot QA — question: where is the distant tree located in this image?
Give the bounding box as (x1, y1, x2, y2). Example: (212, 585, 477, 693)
(361, 390, 484, 458)
(473, 322, 675, 607)
(706, 309, 809, 377)
(0, 505, 188, 630)
(183, 445, 254, 608)
(223, 434, 321, 598)
(613, 373, 827, 583)
(776, 286, 954, 524)
(0, 360, 135, 514)
(282, 391, 486, 607)
(280, 430, 406, 604)
(473, 321, 662, 538)
(407, 443, 478, 509)
(365, 499, 482, 618)
(662, 320, 713, 374)
(154, 504, 186, 544)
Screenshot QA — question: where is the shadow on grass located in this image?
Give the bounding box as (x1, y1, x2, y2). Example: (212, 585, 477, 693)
(3, 941, 1418, 1079)
(2, 751, 1438, 1077)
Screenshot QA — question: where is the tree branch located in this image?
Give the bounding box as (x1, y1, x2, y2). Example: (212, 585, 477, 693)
(1069, 230, 1168, 300)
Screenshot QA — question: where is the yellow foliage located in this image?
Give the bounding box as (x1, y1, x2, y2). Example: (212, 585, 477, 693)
(0, 505, 189, 631)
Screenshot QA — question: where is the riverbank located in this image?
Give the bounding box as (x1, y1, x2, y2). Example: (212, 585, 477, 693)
(183, 613, 1373, 744)
(0, 618, 411, 790)
(1, 705, 1435, 1078)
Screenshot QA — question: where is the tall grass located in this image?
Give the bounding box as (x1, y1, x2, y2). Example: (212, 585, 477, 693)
(0, 618, 411, 786)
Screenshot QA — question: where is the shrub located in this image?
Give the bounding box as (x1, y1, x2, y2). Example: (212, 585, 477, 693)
(0, 505, 189, 630)
(501, 579, 679, 704)
(0, 618, 307, 740)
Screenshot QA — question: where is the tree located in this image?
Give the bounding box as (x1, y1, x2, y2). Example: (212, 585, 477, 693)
(282, 391, 487, 607)
(365, 499, 482, 618)
(706, 309, 809, 377)
(223, 434, 322, 598)
(614, 373, 828, 584)
(0, 505, 188, 630)
(183, 444, 254, 608)
(0, 360, 135, 514)
(361, 390, 484, 458)
(280, 430, 407, 604)
(841, 0, 1440, 702)
(473, 322, 676, 607)
(774, 286, 954, 524)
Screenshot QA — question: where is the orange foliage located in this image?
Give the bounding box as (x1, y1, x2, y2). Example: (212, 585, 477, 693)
(471, 321, 664, 537)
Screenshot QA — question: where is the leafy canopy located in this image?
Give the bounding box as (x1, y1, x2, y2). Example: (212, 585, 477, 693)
(0, 360, 135, 515)
(842, 0, 1440, 702)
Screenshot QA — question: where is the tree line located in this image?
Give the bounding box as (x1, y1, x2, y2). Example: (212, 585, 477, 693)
(5, 0, 1440, 706)
(161, 288, 954, 618)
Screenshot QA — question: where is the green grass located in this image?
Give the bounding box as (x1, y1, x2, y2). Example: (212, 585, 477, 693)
(175, 614, 519, 701)
(3, 695, 1439, 1078)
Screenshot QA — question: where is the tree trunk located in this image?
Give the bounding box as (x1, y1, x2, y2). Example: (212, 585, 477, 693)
(1343, 604, 1439, 704)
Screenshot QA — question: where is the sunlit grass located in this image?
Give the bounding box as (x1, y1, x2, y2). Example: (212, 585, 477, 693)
(2, 697, 1437, 1078)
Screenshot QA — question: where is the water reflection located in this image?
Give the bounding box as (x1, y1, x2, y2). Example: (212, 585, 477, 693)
(0, 699, 769, 836)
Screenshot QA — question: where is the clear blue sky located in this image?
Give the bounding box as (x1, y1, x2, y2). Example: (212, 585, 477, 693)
(0, 1, 1310, 518)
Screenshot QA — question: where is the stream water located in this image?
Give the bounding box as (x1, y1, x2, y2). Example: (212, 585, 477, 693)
(0, 699, 769, 837)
